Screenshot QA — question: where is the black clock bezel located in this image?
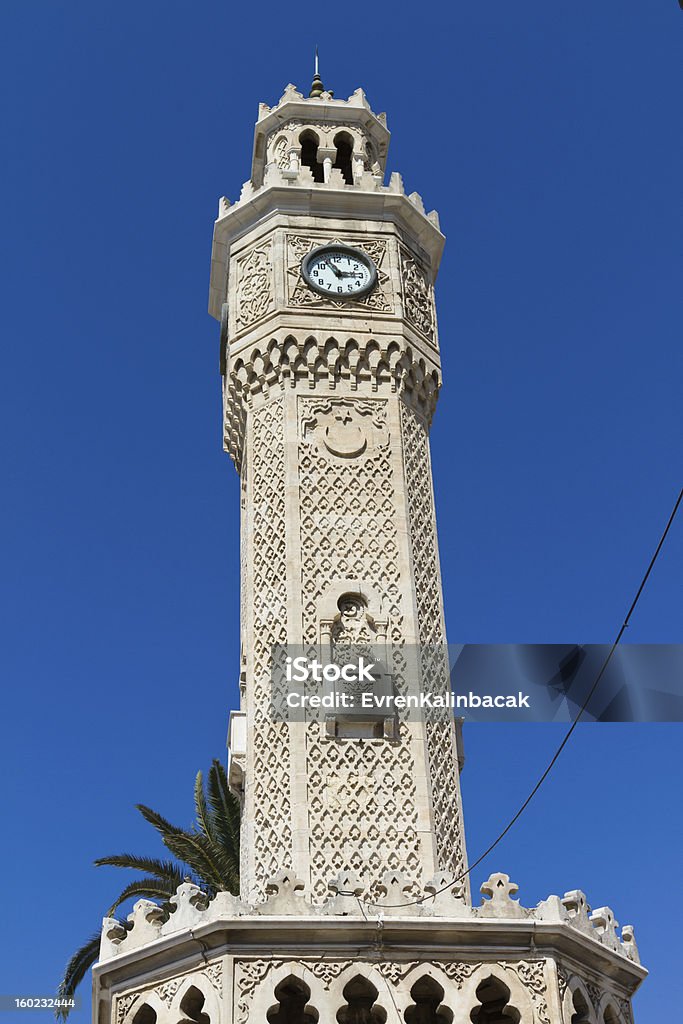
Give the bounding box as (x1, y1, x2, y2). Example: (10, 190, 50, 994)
(301, 244, 378, 299)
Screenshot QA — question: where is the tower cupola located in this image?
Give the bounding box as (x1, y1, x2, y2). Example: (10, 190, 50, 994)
(250, 82, 390, 192)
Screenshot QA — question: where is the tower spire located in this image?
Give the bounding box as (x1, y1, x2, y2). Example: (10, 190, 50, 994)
(309, 45, 324, 98)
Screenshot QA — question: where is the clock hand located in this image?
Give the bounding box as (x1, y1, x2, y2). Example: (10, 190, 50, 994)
(329, 263, 343, 279)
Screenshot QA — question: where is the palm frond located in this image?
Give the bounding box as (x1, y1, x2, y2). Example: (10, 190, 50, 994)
(106, 876, 177, 916)
(95, 854, 187, 887)
(56, 932, 100, 1020)
(193, 769, 213, 840)
(136, 803, 186, 839)
(207, 759, 240, 892)
(158, 832, 225, 893)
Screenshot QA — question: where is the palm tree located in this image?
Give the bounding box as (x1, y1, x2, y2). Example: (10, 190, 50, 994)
(57, 759, 240, 1017)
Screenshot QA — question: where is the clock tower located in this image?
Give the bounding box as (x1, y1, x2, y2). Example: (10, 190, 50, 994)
(92, 70, 646, 1024)
(211, 75, 467, 909)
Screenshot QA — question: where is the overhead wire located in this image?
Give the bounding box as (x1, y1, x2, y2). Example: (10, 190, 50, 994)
(342, 486, 682, 910)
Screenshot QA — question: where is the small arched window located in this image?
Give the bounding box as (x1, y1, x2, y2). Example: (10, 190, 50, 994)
(333, 132, 354, 185)
(300, 131, 324, 183)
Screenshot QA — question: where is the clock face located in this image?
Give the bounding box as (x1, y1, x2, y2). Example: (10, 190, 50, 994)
(302, 244, 377, 299)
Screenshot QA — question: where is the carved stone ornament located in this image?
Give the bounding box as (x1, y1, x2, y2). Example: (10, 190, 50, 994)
(114, 962, 222, 1024)
(234, 239, 275, 331)
(287, 234, 392, 312)
(301, 398, 390, 462)
(400, 246, 435, 341)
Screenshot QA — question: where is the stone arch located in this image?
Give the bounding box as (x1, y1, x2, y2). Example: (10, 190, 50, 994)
(399, 965, 461, 1021)
(326, 965, 390, 1024)
(404, 974, 453, 1024)
(270, 134, 290, 170)
(336, 975, 386, 1024)
(250, 963, 325, 1024)
(596, 997, 627, 1024)
(132, 1006, 158, 1024)
(560, 976, 597, 1024)
(299, 130, 324, 183)
(457, 965, 534, 1024)
(333, 131, 354, 185)
(122, 992, 165, 1024)
(171, 975, 221, 1024)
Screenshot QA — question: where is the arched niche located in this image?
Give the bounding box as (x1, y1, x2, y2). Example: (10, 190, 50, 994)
(250, 964, 325, 1024)
(299, 130, 324, 183)
(336, 975, 386, 1024)
(458, 966, 534, 1024)
(405, 975, 453, 1024)
(560, 975, 597, 1024)
(597, 998, 627, 1024)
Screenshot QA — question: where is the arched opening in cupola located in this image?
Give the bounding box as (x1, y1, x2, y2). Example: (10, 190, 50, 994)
(300, 130, 324, 183)
(333, 132, 354, 185)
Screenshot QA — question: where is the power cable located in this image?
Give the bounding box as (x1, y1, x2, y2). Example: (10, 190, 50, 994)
(344, 485, 683, 910)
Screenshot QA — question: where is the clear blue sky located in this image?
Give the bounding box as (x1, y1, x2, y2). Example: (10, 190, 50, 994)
(0, 1, 681, 1020)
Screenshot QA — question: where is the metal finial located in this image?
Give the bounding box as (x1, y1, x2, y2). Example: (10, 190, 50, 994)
(309, 45, 324, 98)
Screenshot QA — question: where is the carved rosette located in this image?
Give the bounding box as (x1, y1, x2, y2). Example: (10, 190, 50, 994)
(287, 234, 392, 312)
(234, 239, 275, 331)
(400, 245, 435, 342)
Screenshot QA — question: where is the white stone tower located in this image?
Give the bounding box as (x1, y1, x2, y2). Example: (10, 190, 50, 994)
(92, 72, 646, 1024)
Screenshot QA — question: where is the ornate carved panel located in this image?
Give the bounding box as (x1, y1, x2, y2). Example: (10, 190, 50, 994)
(400, 402, 465, 881)
(234, 239, 275, 331)
(399, 245, 435, 342)
(287, 234, 393, 312)
(114, 962, 223, 1024)
(234, 958, 551, 1024)
(297, 396, 422, 899)
(250, 398, 292, 891)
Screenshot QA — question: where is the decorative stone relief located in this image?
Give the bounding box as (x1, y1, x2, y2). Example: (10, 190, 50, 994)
(235, 960, 278, 1024)
(298, 396, 424, 900)
(234, 240, 274, 331)
(400, 401, 465, 881)
(504, 960, 551, 1024)
(287, 234, 392, 312)
(301, 398, 390, 463)
(114, 962, 222, 1024)
(557, 964, 633, 1024)
(400, 246, 435, 342)
(272, 135, 289, 169)
(250, 397, 292, 893)
(115, 992, 139, 1024)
